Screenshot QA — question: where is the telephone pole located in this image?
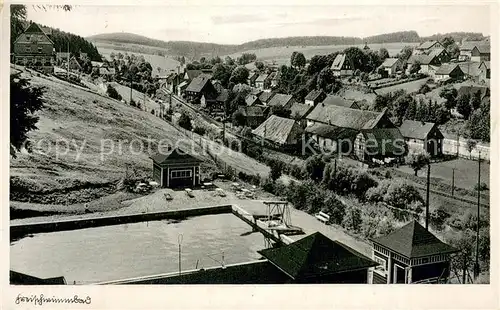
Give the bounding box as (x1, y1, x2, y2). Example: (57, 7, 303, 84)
(66, 40, 69, 81)
(451, 167, 455, 197)
(473, 150, 481, 278)
(129, 73, 133, 105)
(425, 163, 431, 230)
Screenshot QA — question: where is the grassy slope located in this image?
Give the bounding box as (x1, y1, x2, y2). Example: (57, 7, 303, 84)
(10, 70, 207, 193)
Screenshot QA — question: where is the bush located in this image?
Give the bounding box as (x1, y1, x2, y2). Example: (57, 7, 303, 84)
(178, 112, 192, 131)
(322, 193, 346, 224)
(342, 206, 362, 233)
(269, 159, 283, 181)
(193, 126, 207, 136)
(323, 163, 377, 198)
(302, 154, 327, 182)
(106, 84, 122, 100)
(430, 207, 451, 231)
(473, 182, 488, 192)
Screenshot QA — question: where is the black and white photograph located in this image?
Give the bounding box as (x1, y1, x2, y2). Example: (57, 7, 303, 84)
(6, 1, 495, 298)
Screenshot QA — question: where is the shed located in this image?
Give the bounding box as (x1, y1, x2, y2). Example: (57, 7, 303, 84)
(399, 120, 444, 156)
(151, 148, 203, 188)
(304, 90, 327, 106)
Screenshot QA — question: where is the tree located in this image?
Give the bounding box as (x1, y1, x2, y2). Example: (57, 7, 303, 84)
(229, 66, 249, 85)
(307, 55, 330, 75)
(212, 63, 231, 87)
(10, 76, 45, 157)
(398, 46, 414, 62)
(106, 84, 122, 101)
(224, 56, 235, 66)
(317, 67, 340, 93)
(409, 62, 421, 74)
(405, 150, 430, 176)
(466, 139, 477, 159)
(255, 61, 265, 71)
(440, 87, 458, 109)
(291, 52, 306, 68)
(231, 110, 246, 127)
(471, 90, 482, 110)
(456, 93, 472, 119)
(392, 95, 414, 125)
(302, 155, 326, 182)
(269, 160, 283, 181)
(344, 47, 368, 72)
(440, 36, 456, 49)
(378, 48, 390, 60)
(178, 112, 192, 131)
(418, 84, 431, 94)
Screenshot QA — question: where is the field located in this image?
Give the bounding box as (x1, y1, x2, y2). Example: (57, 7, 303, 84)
(108, 81, 161, 113)
(96, 43, 181, 76)
(374, 78, 430, 95)
(224, 42, 419, 65)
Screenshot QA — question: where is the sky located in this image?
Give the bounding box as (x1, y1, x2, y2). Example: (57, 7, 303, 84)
(24, 3, 492, 44)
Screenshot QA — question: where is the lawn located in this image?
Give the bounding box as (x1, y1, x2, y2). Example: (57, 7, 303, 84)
(109, 81, 162, 113)
(374, 78, 430, 95)
(396, 158, 489, 191)
(224, 42, 419, 65)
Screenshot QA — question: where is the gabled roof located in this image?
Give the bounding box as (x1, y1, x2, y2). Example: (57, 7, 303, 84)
(305, 123, 359, 140)
(399, 120, 443, 140)
(371, 221, 458, 258)
(255, 73, 269, 83)
(472, 43, 490, 54)
(361, 128, 405, 155)
(407, 48, 446, 65)
(306, 104, 387, 130)
(259, 91, 275, 103)
(380, 58, 400, 68)
(186, 75, 212, 93)
(252, 115, 301, 145)
(251, 88, 263, 96)
(322, 95, 359, 109)
(480, 61, 491, 70)
(305, 90, 326, 102)
(14, 22, 54, 45)
(458, 62, 481, 77)
(258, 232, 377, 280)
(268, 93, 294, 107)
(245, 94, 261, 106)
(289, 102, 313, 119)
(460, 40, 485, 51)
(416, 40, 442, 50)
(435, 63, 463, 76)
(185, 70, 203, 80)
(150, 148, 203, 166)
(331, 54, 348, 70)
(239, 105, 265, 117)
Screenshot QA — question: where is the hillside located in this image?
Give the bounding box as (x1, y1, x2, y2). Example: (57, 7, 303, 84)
(88, 30, 476, 59)
(10, 68, 213, 205)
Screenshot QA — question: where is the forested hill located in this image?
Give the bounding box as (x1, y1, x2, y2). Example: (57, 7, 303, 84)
(12, 21, 102, 61)
(88, 30, 487, 58)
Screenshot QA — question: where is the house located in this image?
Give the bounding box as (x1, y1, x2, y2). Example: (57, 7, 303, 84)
(353, 127, 406, 163)
(331, 54, 354, 76)
(13, 22, 55, 73)
(185, 75, 218, 105)
(378, 58, 402, 76)
(459, 41, 484, 61)
(370, 220, 458, 284)
(434, 63, 464, 82)
(398, 120, 444, 157)
(258, 232, 378, 283)
(471, 44, 490, 63)
(289, 102, 313, 127)
(406, 48, 449, 75)
(165, 73, 183, 92)
(321, 95, 360, 110)
(247, 72, 259, 87)
(245, 94, 262, 106)
(258, 91, 276, 105)
(267, 93, 294, 109)
(269, 71, 280, 88)
(215, 88, 229, 107)
(457, 62, 481, 81)
(479, 61, 490, 83)
(237, 106, 266, 128)
(183, 69, 203, 82)
(304, 90, 327, 106)
(255, 73, 270, 90)
(151, 148, 203, 188)
(413, 41, 444, 55)
(176, 81, 189, 97)
(252, 115, 304, 148)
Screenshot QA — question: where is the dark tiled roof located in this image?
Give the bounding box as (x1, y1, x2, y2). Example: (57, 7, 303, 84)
(268, 93, 294, 107)
(252, 115, 301, 145)
(245, 94, 261, 106)
(371, 221, 458, 258)
(258, 232, 377, 280)
(435, 63, 463, 75)
(239, 105, 265, 117)
(399, 120, 442, 140)
(289, 102, 313, 119)
(473, 44, 490, 54)
(322, 95, 359, 109)
(186, 76, 212, 93)
(10, 271, 66, 285)
(305, 123, 359, 140)
(460, 41, 485, 51)
(259, 91, 275, 103)
(458, 62, 481, 77)
(380, 58, 400, 68)
(185, 70, 203, 80)
(361, 128, 405, 155)
(305, 90, 326, 102)
(150, 148, 203, 166)
(416, 41, 441, 50)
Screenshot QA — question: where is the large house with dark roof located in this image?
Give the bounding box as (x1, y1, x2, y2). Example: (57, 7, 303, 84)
(151, 148, 203, 188)
(413, 41, 444, 55)
(259, 91, 276, 105)
(267, 93, 295, 109)
(289, 102, 313, 128)
(378, 58, 402, 76)
(185, 75, 218, 106)
(406, 48, 450, 76)
(183, 69, 203, 82)
(255, 73, 270, 90)
(237, 105, 267, 128)
(13, 22, 55, 73)
(459, 40, 485, 61)
(331, 53, 354, 76)
(259, 232, 378, 283)
(399, 120, 444, 157)
(434, 63, 464, 82)
(471, 43, 490, 63)
(370, 221, 458, 284)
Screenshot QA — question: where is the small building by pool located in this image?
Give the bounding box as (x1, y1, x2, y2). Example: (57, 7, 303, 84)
(151, 148, 202, 188)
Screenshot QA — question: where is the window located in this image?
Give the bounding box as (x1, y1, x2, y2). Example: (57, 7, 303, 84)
(170, 169, 192, 179)
(26, 46, 31, 52)
(38, 47, 42, 53)
(373, 255, 387, 276)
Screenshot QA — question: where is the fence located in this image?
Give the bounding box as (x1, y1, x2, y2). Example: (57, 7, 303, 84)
(442, 138, 490, 161)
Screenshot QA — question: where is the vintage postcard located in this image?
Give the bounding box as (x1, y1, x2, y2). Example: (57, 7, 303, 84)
(2, 0, 498, 309)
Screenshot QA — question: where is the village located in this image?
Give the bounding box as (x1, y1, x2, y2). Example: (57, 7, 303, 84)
(9, 5, 490, 288)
